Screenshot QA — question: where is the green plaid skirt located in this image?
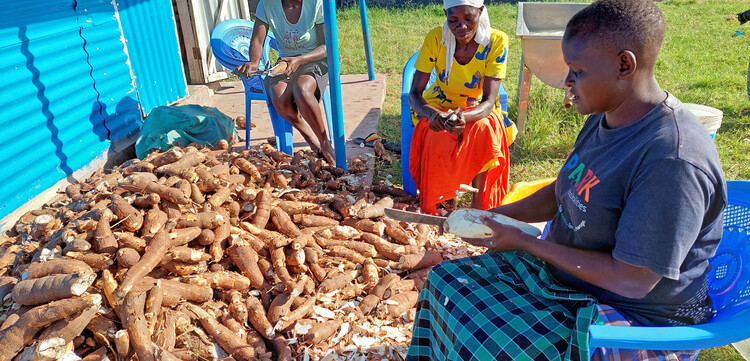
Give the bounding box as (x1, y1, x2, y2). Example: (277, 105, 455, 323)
(406, 251, 598, 361)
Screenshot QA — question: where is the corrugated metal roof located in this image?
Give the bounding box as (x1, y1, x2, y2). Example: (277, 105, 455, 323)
(117, 0, 188, 114)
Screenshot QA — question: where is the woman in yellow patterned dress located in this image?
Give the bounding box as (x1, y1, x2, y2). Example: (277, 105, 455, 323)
(408, 0, 514, 214)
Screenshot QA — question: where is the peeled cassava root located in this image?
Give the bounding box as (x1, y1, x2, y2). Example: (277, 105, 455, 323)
(0, 142, 437, 361)
(443, 208, 542, 238)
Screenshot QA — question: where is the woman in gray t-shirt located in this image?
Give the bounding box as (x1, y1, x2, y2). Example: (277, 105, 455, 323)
(237, 0, 333, 165)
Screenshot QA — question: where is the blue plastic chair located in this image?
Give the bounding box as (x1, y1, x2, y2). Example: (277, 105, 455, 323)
(400, 51, 509, 196)
(587, 180, 750, 359)
(210, 19, 334, 154)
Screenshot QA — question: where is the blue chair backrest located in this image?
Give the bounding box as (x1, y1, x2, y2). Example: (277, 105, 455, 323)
(210, 19, 277, 85)
(708, 180, 750, 321)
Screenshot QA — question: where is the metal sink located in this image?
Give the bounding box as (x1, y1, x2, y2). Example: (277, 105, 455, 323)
(514, 2, 589, 135)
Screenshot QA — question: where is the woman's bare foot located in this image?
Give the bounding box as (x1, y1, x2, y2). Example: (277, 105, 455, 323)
(320, 139, 336, 165)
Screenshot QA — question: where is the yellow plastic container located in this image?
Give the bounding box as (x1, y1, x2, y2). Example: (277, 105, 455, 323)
(501, 178, 556, 205)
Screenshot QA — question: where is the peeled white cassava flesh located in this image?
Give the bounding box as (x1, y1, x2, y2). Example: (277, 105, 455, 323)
(443, 208, 542, 239)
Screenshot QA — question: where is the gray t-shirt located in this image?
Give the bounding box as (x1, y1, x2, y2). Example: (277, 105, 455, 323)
(547, 92, 727, 326)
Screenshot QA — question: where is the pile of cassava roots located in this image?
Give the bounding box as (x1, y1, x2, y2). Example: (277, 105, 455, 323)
(0, 141, 472, 361)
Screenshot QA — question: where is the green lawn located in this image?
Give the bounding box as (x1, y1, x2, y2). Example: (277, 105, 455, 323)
(335, 0, 750, 359)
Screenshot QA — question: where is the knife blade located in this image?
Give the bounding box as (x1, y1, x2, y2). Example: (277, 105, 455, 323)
(384, 208, 446, 227)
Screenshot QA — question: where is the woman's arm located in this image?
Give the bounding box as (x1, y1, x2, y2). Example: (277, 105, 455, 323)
(467, 216, 663, 299)
(280, 23, 327, 75)
(408, 71, 451, 132)
(443, 76, 501, 134)
(236, 20, 269, 76)
(489, 181, 558, 223)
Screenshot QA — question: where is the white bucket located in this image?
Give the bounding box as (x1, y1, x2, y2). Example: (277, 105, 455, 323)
(683, 103, 723, 139)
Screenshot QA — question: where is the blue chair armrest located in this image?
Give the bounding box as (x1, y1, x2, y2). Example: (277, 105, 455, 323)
(589, 308, 750, 351)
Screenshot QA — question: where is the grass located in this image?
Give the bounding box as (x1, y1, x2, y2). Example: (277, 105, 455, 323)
(334, 0, 750, 359)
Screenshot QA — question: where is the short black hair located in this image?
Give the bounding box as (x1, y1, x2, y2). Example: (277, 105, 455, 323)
(565, 0, 666, 65)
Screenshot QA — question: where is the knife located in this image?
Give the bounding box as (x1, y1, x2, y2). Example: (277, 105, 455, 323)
(384, 208, 541, 239)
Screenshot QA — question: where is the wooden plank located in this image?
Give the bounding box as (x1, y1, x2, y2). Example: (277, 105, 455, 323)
(175, 0, 207, 84)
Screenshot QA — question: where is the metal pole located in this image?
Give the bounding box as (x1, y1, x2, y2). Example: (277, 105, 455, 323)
(358, 0, 374, 81)
(323, 0, 347, 171)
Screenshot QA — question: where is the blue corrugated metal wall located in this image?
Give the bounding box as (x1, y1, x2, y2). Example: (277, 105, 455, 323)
(118, 0, 188, 114)
(0, 0, 186, 221)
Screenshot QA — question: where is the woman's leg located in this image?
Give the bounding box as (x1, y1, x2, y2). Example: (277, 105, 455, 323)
(293, 75, 335, 165)
(471, 170, 488, 209)
(268, 80, 322, 154)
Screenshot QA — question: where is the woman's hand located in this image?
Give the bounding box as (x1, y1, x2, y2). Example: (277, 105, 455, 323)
(462, 216, 528, 252)
(428, 111, 449, 132)
(279, 57, 302, 76)
(444, 111, 466, 135)
(236, 62, 258, 78)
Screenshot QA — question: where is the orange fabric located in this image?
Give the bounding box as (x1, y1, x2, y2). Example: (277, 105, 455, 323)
(409, 110, 510, 214)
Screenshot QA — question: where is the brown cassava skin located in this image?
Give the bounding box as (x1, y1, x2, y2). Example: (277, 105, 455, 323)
(0, 295, 98, 361)
(38, 305, 98, 349)
(22, 258, 93, 279)
(80, 347, 109, 361)
(207, 187, 232, 209)
(114, 232, 146, 252)
(176, 212, 223, 229)
(155, 309, 177, 351)
(304, 318, 344, 344)
(133, 193, 161, 208)
(186, 304, 256, 361)
(196, 228, 215, 246)
(109, 194, 144, 232)
(120, 291, 155, 361)
(12, 272, 95, 306)
(275, 296, 316, 331)
(251, 189, 273, 228)
(0, 276, 17, 300)
(86, 314, 118, 346)
(292, 213, 339, 227)
(318, 270, 357, 294)
(119, 175, 190, 205)
(210, 218, 231, 262)
(118, 230, 171, 299)
(227, 290, 249, 325)
(271, 336, 293, 361)
(362, 258, 379, 292)
(62, 238, 92, 253)
(142, 207, 168, 238)
(270, 245, 294, 290)
(341, 218, 385, 236)
(190, 183, 206, 204)
(93, 210, 119, 254)
(399, 250, 444, 271)
(116, 247, 141, 268)
(169, 226, 202, 246)
(160, 279, 213, 307)
(149, 147, 184, 168)
(325, 246, 366, 264)
(246, 293, 275, 338)
(145, 281, 164, 334)
(383, 291, 420, 317)
(233, 158, 262, 182)
(383, 217, 413, 245)
(205, 271, 252, 290)
(324, 239, 377, 257)
(357, 197, 394, 219)
(156, 151, 205, 177)
(358, 233, 406, 261)
(228, 239, 265, 289)
(270, 208, 300, 238)
(372, 184, 412, 198)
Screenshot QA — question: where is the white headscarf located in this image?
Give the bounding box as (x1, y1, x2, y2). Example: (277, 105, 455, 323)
(441, 0, 491, 83)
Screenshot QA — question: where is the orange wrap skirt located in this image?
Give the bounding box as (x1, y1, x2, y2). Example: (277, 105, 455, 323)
(409, 110, 510, 214)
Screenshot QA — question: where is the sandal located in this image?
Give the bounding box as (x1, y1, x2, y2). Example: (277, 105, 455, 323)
(351, 132, 402, 154)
